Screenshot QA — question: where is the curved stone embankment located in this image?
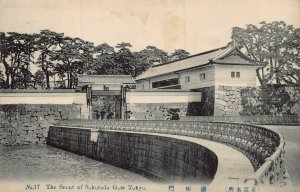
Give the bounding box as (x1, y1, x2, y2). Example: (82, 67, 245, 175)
(58, 120, 282, 170)
(56, 120, 287, 186)
(47, 126, 254, 185)
(111, 131, 255, 186)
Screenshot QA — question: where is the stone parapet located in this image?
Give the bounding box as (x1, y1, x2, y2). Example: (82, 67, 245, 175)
(180, 115, 300, 125)
(57, 119, 286, 186)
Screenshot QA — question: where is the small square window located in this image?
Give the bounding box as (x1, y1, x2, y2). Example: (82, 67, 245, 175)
(185, 76, 190, 83)
(200, 73, 206, 80)
(236, 72, 240, 78)
(231, 72, 235, 78)
(104, 85, 109, 91)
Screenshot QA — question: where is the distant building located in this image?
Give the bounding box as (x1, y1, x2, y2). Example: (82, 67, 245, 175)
(135, 43, 263, 116)
(78, 75, 136, 92)
(136, 43, 261, 90)
(77, 75, 136, 119)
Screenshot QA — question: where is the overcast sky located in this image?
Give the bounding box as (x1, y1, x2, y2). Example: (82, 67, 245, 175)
(0, 0, 299, 54)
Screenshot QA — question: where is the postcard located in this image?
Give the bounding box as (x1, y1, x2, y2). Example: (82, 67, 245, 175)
(0, 0, 299, 192)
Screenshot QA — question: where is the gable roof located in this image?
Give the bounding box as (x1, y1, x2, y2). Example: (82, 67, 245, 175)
(136, 43, 261, 81)
(78, 75, 136, 85)
(212, 44, 256, 65)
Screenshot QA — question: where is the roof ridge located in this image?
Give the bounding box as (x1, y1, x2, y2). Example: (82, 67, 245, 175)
(212, 43, 260, 64)
(79, 75, 133, 77)
(211, 43, 236, 61)
(151, 45, 228, 68)
(135, 43, 262, 81)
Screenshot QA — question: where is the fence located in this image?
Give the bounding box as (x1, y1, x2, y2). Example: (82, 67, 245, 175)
(57, 119, 286, 186)
(180, 116, 300, 125)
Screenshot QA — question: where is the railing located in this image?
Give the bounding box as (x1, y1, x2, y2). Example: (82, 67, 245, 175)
(57, 119, 286, 186)
(180, 116, 300, 125)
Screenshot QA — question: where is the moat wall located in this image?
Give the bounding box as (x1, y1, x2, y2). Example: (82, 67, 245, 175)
(0, 104, 81, 146)
(47, 126, 218, 183)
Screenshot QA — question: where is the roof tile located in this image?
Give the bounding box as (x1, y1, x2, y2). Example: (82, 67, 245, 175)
(136, 43, 260, 80)
(78, 75, 136, 85)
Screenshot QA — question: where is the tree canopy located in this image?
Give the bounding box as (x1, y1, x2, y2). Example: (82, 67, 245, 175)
(232, 21, 300, 86)
(2, 22, 299, 89)
(0, 30, 190, 89)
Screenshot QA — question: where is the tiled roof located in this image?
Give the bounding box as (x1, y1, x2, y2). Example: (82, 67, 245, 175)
(78, 75, 136, 85)
(212, 45, 256, 65)
(136, 43, 261, 80)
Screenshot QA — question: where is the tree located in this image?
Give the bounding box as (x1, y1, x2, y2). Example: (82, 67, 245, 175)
(35, 30, 64, 89)
(0, 69, 4, 80)
(232, 21, 300, 86)
(0, 69, 5, 88)
(114, 42, 135, 76)
(54, 64, 67, 88)
(77, 40, 95, 74)
(134, 46, 168, 76)
(15, 65, 34, 89)
(0, 32, 35, 88)
(0, 32, 10, 88)
(32, 70, 45, 89)
(0, 29, 193, 88)
(92, 43, 116, 75)
(169, 49, 190, 61)
(52, 37, 94, 88)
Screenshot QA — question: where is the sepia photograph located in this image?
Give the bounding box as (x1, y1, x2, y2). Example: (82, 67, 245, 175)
(0, 0, 299, 191)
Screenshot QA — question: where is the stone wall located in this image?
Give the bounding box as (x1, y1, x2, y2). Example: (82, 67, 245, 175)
(47, 126, 218, 183)
(0, 104, 81, 146)
(214, 86, 243, 116)
(240, 86, 300, 116)
(214, 85, 300, 116)
(57, 119, 282, 170)
(284, 87, 300, 114)
(126, 91, 203, 120)
(0, 91, 88, 119)
(126, 103, 188, 120)
(191, 87, 214, 116)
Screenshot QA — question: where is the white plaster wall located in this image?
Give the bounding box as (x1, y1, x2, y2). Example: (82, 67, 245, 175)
(136, 73, 179, 90)
(150, 74, 179, 89)
(0, 92, 89, 119)
(136, 80, 150, 90)
(92, 84, 104, 90)
(0, 93, 84, 105)
(214, 65, 259, 87)
(126, 91, 201, 103)
(180, 66, 215, 89)
(92, 84, 121, 91)
(136, 64, 259, 90)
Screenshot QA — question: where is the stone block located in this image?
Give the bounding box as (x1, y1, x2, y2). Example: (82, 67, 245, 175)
(224, 96, 229, 102)
(223, 86, 232, 90)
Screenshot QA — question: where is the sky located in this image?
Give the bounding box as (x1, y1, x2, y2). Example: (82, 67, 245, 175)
(0, 0, 299, 54)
